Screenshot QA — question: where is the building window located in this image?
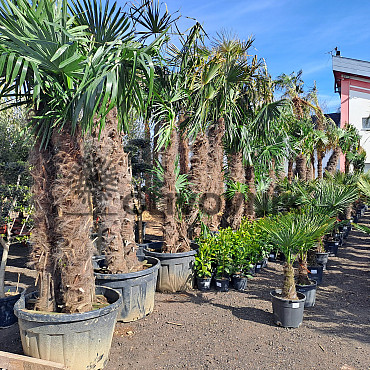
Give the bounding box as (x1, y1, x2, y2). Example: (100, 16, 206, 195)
(362, 117, 370, 130)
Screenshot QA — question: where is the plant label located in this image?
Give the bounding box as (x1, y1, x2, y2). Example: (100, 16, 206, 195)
(311, 270, 317, 274)
(216, 282, 221, 287)
(257, 265, 261, 269)
(292, 302, 300, 309)
(269, 254, 274, 258)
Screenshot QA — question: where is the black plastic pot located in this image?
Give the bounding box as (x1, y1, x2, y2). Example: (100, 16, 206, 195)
(0, 286, 25, 328)
(231, 275, 248, 291)
(296, 280, 317, 307)
(255, 262, 263, 274)
(144, 242, 198, 292)
(324, 240, 340, 257)
(307, 265, 323, 285)
(315, 252, 329, 270)
(268, 251, 277, 262)
(95, 256, 160, 322)
(214, 277, 230, 292)
(196, 277, 212, 291)
(270, 290, 306, 328)
(262, 258, 268, 269)
(137, 240, 163, 261)
(14, 286, 122, 370)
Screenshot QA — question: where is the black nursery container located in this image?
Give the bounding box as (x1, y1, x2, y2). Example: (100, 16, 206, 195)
(315, 252, 329, 270)
(270, 290, 306, 328)
(296, 280, 317, 307)
(324, 240, 340, 257)
(0, 286, 25, 328)
(214, 277, 229, 292)
(307, 265, 323, 285)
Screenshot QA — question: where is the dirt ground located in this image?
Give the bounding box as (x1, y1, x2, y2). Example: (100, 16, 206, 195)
(1, 213, 369, 370)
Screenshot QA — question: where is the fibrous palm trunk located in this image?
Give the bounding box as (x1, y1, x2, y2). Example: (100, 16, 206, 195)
(51, 126, 95, 313)
(29, 140, 55, 312)
(317, 150, 324, 179)
(178, 115, 189, 175)
(86, 108, 138, 274)
(223, 151, 245, 229)
(283, 263, 298, 300)
(287, 158, 294, 183)
(297, 253, 310, 285)
(295, 154, 306, 180)
(325, 147, 341, 175)
(162, 128, 184, 253)
(206, 118, 225, 230)
(268, 158, 276, 197)
(189, 131, 209, 237)
(245, 164, 256, 219)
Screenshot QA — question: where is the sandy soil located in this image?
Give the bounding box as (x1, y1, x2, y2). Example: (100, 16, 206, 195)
(1, 213, 369, 370)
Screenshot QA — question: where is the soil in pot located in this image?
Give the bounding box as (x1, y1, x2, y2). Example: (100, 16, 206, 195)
(196, 277, 212, 291)
(14, 286, 122, 370)
(296, 280, 317, 307)
(94, 256, 160, 322)
(0, 286, 25, 328)
(270, 290, 306, 328)
(231, 275, 248, 291)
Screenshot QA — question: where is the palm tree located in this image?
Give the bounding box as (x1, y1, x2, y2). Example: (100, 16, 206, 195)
(0, 0, 157, 312)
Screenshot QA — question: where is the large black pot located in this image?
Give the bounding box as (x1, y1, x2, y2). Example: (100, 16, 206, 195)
(196, 277, 212, 291)
(324, 240, 340, 257)
(270, 290, 306, 328)
(315, 252, 329, 270)
(14, 286, 122, 370)
(95, 256, 160, 322)
(137, 240, 163, 260)
(144, 242, 198, 292)
(0, 286, 25, 328)
(296, 280, 317, 307)
(307, 265, 323, 285)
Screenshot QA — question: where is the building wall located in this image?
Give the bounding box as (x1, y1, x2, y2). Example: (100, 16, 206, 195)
(349, 87, 370, 168)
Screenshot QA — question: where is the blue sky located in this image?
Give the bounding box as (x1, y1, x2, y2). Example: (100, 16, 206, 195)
(161, 0, 370, 113)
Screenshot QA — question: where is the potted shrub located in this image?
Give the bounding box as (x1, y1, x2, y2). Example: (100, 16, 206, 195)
(194, 236, 214, 291)
(260, 212, 330, 328)
(213, 228, 233, 292)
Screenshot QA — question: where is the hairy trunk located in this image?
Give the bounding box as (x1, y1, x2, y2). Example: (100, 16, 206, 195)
(282, 263, 298, 300)
(189, 132, 209, 238)
(162, 128, 188, 253)
(287, 158, 294, 183)
(178, 115, 189, 175)
(345, 156, 350, 174)
(317, 150, 323, 179)
(268, 158, 276, 197)
(51, 126, 95, 313)
(87, 108, 138, 274)
(144, 119, 153, 211)
(206, 119, 225, 230)
(29, 140, 55, 312)
(306, 158, 314, 182)
(245, 164, 256, 219)
(325, 147, 341, 175)
(152, 120, 160, 210)
(223, 151, 245, 229)
(295, 154, 306, 180)
(297, 253, 310, 285)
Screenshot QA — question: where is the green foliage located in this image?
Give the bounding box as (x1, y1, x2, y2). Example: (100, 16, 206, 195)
(194, 236, 213, 278)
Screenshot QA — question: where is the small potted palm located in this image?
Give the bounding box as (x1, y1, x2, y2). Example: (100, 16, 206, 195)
(260, 212, 330, 328)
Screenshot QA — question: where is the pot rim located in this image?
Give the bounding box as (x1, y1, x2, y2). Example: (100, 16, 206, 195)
(144, 244, 198, 259)
(270, 290, 306, 303)
(94, 256, 160, 280)
(14, 286, 122, 323)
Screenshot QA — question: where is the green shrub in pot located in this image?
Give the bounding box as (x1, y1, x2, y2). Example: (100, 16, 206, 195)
(194, 236, 214, 279)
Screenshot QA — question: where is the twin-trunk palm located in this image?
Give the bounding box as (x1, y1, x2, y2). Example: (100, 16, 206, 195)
(0, 0, 158, 312)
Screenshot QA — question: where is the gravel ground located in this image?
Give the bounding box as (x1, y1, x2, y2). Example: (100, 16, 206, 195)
(1, 214, 369, 370)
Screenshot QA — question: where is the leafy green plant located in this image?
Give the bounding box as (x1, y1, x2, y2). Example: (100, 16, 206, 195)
(213, 228, 233, 279)
(194, 236, 214, 278)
